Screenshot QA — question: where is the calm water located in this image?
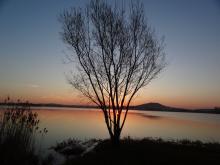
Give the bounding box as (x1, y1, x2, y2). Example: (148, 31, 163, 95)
(31, 107, 220, 149)
(1, 107, 220, 149)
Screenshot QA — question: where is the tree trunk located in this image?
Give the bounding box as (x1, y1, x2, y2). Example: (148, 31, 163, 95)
(104, 110, 122, 147)
(110, 128, 121, 147)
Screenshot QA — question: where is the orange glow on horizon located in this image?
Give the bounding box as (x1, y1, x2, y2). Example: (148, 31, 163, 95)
(1, 85, 219, 109)
(1, 93, 218, 110)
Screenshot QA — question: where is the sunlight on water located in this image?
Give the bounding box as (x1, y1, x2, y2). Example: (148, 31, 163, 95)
(28, 108, 220, 149)
(2, 107, 220, 149)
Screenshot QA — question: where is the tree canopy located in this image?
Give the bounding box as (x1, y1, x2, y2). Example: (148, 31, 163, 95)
(60, 0, 166, 145)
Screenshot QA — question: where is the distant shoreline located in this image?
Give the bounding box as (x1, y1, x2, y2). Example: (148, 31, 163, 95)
(0, 102, 219, 114)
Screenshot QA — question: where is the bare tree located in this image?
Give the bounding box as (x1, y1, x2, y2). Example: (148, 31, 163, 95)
(60, 0, 166, 145)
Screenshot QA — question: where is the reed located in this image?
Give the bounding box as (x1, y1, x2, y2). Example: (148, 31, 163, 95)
(0, 97, 48, 165)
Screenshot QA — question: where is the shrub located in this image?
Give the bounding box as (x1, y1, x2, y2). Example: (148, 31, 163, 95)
(0, 97, 47, 165)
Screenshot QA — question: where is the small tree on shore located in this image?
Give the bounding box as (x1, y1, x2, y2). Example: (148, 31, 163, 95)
(60, 0, 166, 145)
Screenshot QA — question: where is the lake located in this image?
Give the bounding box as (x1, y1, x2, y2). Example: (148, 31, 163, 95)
(30, 107, 220, 149)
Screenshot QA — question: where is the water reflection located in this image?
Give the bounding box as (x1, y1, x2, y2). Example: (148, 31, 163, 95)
(137, 113, 162, 119)
(26, 108, 220, 148)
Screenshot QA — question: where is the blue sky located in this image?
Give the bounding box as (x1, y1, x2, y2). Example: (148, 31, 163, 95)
(0, 0, 219, 108)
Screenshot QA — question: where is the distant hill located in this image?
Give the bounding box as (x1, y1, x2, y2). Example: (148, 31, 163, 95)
(131, 102, 220, 114)
(130, 102, 188, 112)
(0, 102, 219, 114)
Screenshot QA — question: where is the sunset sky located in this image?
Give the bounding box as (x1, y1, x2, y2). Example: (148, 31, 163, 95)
(0, 0, 220, 109)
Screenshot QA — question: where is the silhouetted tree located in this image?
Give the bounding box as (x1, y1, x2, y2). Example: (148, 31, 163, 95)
(60, 0, 166, 145)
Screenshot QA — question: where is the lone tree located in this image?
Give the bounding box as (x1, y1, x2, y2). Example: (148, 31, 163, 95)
(60, 0, 166, 145)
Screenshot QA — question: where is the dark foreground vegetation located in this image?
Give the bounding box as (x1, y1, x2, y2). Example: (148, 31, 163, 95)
(63, 138, 220, 165)
(0, 98, 51, 165)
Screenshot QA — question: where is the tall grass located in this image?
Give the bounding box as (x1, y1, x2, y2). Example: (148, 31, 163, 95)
(0, 97, 48, 165)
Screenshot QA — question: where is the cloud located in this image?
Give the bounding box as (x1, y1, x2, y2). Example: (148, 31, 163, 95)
(40, 95, 64, 100)
(27, 84, 40, 88)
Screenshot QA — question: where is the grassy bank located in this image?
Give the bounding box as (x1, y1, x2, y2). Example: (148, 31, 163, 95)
(63, 138, 220, 165)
